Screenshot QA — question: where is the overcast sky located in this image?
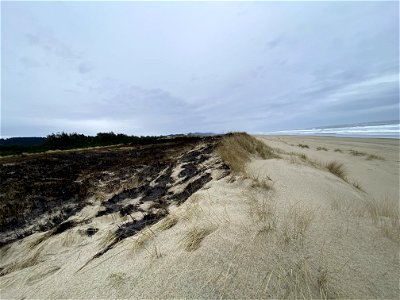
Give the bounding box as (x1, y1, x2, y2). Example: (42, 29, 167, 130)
(1, 1, 399, 137)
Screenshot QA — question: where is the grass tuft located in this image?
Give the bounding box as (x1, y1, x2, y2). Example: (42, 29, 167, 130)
(349, 150, 384, 160)
(248, 193, 277, 229)
(0, 246, 43, 276)
(366, 154, 384, 161)
(298, 144, 309, 149)
(217, 132, 279, 174)
(364, 197, 399, 242)
(157, 215, 178, 231)
(325, 161, 347, 181)
(182, 227, 213, 251)
(334, 149, 343, 153)
(247, 173, 273, 191)
(280, 204, 314, 247)
(352, 181, 364, 192)
(131, 228, 156, 253)
(349, 150, 366, 156)
(316, 147, 328, 151)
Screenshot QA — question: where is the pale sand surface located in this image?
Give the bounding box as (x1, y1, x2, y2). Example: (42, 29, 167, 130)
(1, 136, 399, 298)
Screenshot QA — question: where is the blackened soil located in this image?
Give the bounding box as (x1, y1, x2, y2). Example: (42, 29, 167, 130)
(0, 136, 227, 247)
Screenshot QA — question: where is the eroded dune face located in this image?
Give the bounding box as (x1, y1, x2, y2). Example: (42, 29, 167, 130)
(0, 136, 228, 249)
(0, 134, 398, 299)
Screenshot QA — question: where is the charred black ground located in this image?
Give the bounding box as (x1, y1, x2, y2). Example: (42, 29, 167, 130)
(0, 136, 229, 248)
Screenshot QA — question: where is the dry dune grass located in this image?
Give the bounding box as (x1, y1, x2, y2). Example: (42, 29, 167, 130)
(287, 153, 365, 191)
(316, 146, 328, 151)
(157, 215, 178, 231)
(247, 192, 277, 235)
(298, 143, 309, 149)
(364, 197, 399, 242)
(287, 152, 317, 167)
(325, 161, 347, 181)
(329, 194, 399, 243)
(130, 228, 157, 253)
(181, 226, 214, 251)
(268, 254, 336, 299)
(244, 191, 334, 298)
(217, 132, 279, 173)
(349, 150, 384, 161)
(246, 173, 274, 191)
(279, 203, 314, 247)
(180, 194, 203, 222)
(0, 245, 44, 276)
(351, 180, 364, 192)
(99, 229, 116, 249)
(366, 154, 384, 161)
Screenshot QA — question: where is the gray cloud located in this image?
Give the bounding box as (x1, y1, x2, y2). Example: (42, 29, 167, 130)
(20, 56, 41, 68)
(265, 36, 283, 49)
(78, 62, 95, 74)
(25, 33, 81, 60)
(1, 1, 398, 137)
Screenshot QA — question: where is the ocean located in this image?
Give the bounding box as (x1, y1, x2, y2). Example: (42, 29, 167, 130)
(268, 120, 400, 139)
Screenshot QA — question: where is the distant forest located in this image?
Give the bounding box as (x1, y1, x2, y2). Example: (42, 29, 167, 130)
(0, 132, 167, 156)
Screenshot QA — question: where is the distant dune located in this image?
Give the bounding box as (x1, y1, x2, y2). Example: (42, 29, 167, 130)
(0, 134, 398, 298)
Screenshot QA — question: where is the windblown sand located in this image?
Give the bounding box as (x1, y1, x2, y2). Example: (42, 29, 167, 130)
(1, 136, 399, 298)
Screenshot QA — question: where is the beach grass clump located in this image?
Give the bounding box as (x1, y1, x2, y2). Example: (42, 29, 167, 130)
(157, 215, 178, 231)
(325, 161, 347, 181)
(365, 197, 399, 223)
(287, 152, 318, 167)
(334, 148, 343, 153)
(316, 147, 328, 151)
(248, 193, 276, 222)
(298, 144, 309, 149)
(349, 150, 384, 161)
(364, 197, 399, 242)
(182, 227, 213, 251)
(299, 153, 308, 160)
(366, 154, 384, 161)
(352, 181, 364, 192)
(217, 132, 279, 173)
(280, 204, 314, 247)
(0, 246, 43, 276)
(131, 228, 156, 253)
(247, 173, 273, 191)
(349, 150, 367, 156)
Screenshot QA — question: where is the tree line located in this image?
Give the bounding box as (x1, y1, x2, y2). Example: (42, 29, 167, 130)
(0, 132, 163, 156)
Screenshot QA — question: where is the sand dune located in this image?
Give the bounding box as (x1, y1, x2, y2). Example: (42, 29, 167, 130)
(0, 135, 399, 299)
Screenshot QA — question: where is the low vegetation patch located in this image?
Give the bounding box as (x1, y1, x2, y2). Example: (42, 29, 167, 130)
(334, 148, 343, 153)
(298, 144, 309, 149)
(182, 227, 213, 251)
(157, 215, 178, 231)
(280, 204, 314, 247)
(287, 151, 318, 167)
(349, 150, 367, 156)
(364, 197, 399, 242)
(366, 154, 384, 161)
(325, 161, 347, 181)
(217, 132, 279, 173)
(352, 181, 364, 192)
(316, 147, 328, 151)
(349, 150, 384, 160)
(246, 173, 273, 191)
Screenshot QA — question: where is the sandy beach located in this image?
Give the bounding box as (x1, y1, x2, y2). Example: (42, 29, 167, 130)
(1, 135, 399, 299)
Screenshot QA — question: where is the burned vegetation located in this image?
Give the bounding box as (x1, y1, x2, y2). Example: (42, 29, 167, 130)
(0, 136, 229, 253)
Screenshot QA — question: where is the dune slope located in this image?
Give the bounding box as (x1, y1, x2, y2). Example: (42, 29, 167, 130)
(0, 135, 399, 298)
